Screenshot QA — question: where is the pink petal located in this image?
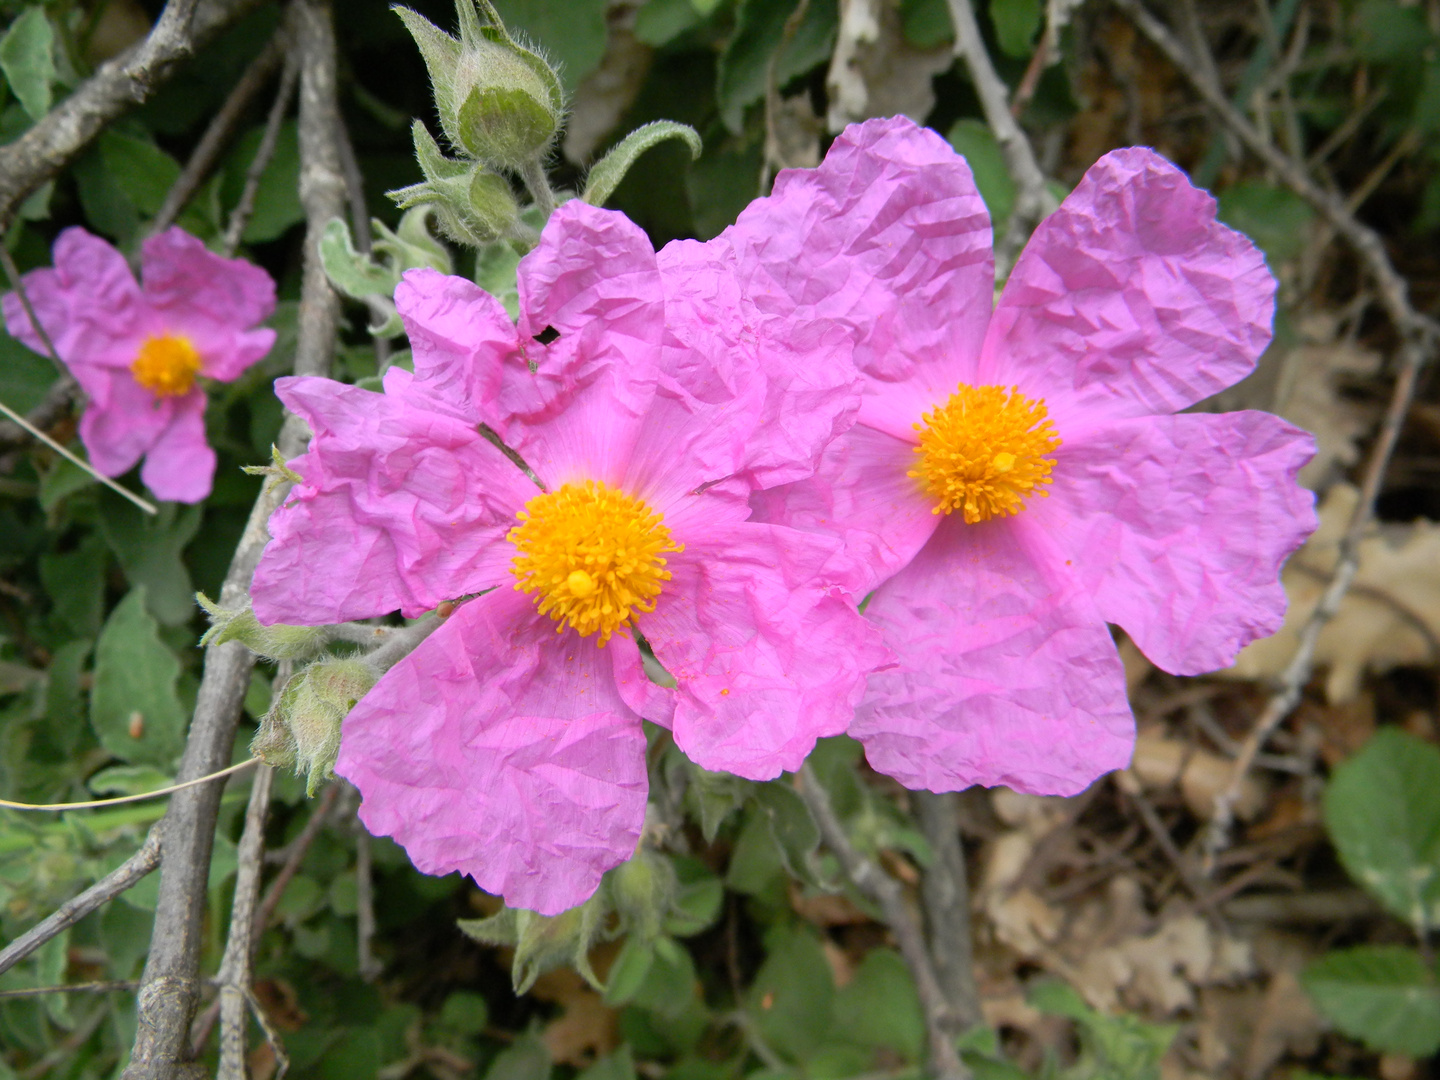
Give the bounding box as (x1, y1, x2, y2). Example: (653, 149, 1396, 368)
(500, 202, 665, 488)
(336, 588, 649, 915)
(141, 227, 276, 333)
(1028, 410, 1317, 675)
(3, 227, 145, 376)
(139, 390, 214, 502)
(394, 268, 522, 429)
(251, 376, 537, 626)
(609, 632, 676, 729)
(76, 373, 177, 478)
(643, 523, 889, 780)
(727, 115, 995, 446)
(749, 423, 939, 596)
(980, 148, 1273, 430)
(854, 515, 1134, 796)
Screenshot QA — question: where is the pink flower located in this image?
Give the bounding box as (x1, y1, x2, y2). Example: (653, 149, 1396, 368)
(751, 117, 1318, 797)
(2, 227, 277, 503)
(250, 201, 885, 914)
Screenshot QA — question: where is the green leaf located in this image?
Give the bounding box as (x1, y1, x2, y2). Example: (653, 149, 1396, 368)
(437, 991, 490, 1036)
(475, 239, 522, 320)
(40, 537, 107, 639)
(603, 934, 657, 1006)
(1323, 727, 1440, 934)
(484, 1035, 552, 1080)
(717, 0, 839, 132)
(73, 144, 140, 243)
(748, 925, 835, 1062)
(1301, 946, 1440, 1057)
(318, 218, 401, 299)
(584, 122, 702, 207)
(90, 588, 188, 767)
(0, 329, 57, 413)
(1031, 981, 1176, 1080)
(946, 119, 1012, 236)
(0, 7, 56, 121)
(222, 119, 304, 243)
(492, 0, 610, 92)
(87, 764, 173, 796)
(1216, 181, 1315, 265)
(833, 949, 925, 1062)
(901, 0, 954, 48)
(635, 0, 704, 46)
(686, 764, 751, 842)
(989, 0, 1040, 58)
(751, 780, 822, 885)
(99, 129, 182, 217)
(37, 454, 98, 511)
(42, 639, 91, 749)
(97, 495, 203, 627)
(577, 1046, 636, 1080)
(665, 860, 724, 937)
(1354, 0, 1431, 63)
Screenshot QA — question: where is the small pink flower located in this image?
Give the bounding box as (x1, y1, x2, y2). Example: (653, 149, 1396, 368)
(3, 227, 277, 503)
(752, 117, 1318, 797)
(250, 201, 885, 914)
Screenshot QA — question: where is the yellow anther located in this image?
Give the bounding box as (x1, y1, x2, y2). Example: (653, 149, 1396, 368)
(909, 383, 1061, 523)
(130, 335, 202, 397)
(509, 480, 682, 645)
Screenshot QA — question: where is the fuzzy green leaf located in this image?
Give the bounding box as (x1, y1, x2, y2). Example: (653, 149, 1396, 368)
(1302, 946, 1440, 1057)
(583, 121, 702, 207)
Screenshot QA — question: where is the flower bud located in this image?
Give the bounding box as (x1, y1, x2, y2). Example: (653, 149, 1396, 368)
(252, 659, 377, 796)
(608, 845, 678, 944)
(394, 1, 563, 171)
(197, 593, 328, 661)
(458, 890, 608, 994)
(389, 122, 521, 247)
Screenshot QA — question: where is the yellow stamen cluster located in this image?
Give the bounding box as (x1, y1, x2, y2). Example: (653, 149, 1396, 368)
(130, 335, 202, 397)
(910, 383, 1061, 523)
(509, 480, 682, 645)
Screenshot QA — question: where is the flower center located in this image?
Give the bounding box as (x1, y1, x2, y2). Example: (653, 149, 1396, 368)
(508, 480, 682, 646)
(130, 335, 202, 397)
(909, 383, 1061, 523)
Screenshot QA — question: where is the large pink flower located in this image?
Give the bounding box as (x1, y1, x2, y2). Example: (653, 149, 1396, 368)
(250, 201, 886, 914)
(2, 227, 276, 503)
(752, 116, 1318, 797)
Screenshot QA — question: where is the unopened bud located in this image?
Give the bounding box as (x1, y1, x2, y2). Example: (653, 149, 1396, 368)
(394, 1, 563, 171)
(197, 593, 328, 661)
(390, 122, 521, 247)
(253, 659, 377, 796)
(458, 890, 608, 994)
(607, 845, 678, 944)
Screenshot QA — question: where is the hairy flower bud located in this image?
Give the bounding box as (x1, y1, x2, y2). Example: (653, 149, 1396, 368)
(197, 593, 328, 661)
(389, 122, 521, 247)
(394, 0, 563, 171)
(608, 845, 678, 944)
(458, 891, 608, 994)
(253, 659, 377, 796)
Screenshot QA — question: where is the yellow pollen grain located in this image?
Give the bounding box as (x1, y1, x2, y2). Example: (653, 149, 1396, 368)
(909, 383, 1061, 523)
(130, 335, 202, 398)
(508, 479, 682, 646)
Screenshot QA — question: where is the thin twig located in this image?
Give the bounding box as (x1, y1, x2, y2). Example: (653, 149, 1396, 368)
(124, 3, 347, 1074)
(945, 0, 1058, 275)
(760, 0, 812, 193)
(0, 758, 258, 811)
(148, 33, 287, 237)
(222, 45, 301, 258)
(0, 397, 157, 515)
(913, 792, 981, 1034)
(0, 980, 139, 999)
(0, 374, 78, 454)
(0, 0, 268, 228)
(217, 764, 275, 1080)
(797, 766, 970, 1080)
(0, 826, 161, 977)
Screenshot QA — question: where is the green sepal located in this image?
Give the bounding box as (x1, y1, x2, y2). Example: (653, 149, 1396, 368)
(583, 121, 702, 207)
(457, 83, 557, 168)
(393, 7, 464, 149)
(196, 593, 329, 662)
(459, 891, 609, 995)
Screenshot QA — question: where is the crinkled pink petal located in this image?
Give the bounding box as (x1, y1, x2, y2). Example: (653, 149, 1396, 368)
(139, 390, 214, 502)
(1029, 410, 1317, 675)
(749, 423, 939, 596)
(393, 268, 521, 428)
(76, 373, 177, 477)
(853, 515, 1134, 796)
(141, 227, 276, 333)
(609, 632, 676, 729)
(251, 375, 538, 625)
(336, 588, 648, 915)
(188, 324, 277, 383)
(727, 115, 994, 447)
(643, 523, 889, 780)
(980, 148, 1273, 431)
(653, 236, 854, 492)
(3, 228, 145, 375)
(501, 202, 664, 488)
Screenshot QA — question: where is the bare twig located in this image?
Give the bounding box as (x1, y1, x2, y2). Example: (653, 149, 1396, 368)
(149, 33, 288, 237)
(0, 396, 157, 515)
(124, 3, 346, 1075)
(913, 792, 981, 1033)
(797, 767, 970, 1080)
(0, 827, 161, 977)
(216, 764, 275, 1079)
(760, 0, 812, 193)
(0, 0, 268, 229)
(221, 45, 301, 258)
(944, 0, 1058, 274)
(0, 980, 139, 999)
